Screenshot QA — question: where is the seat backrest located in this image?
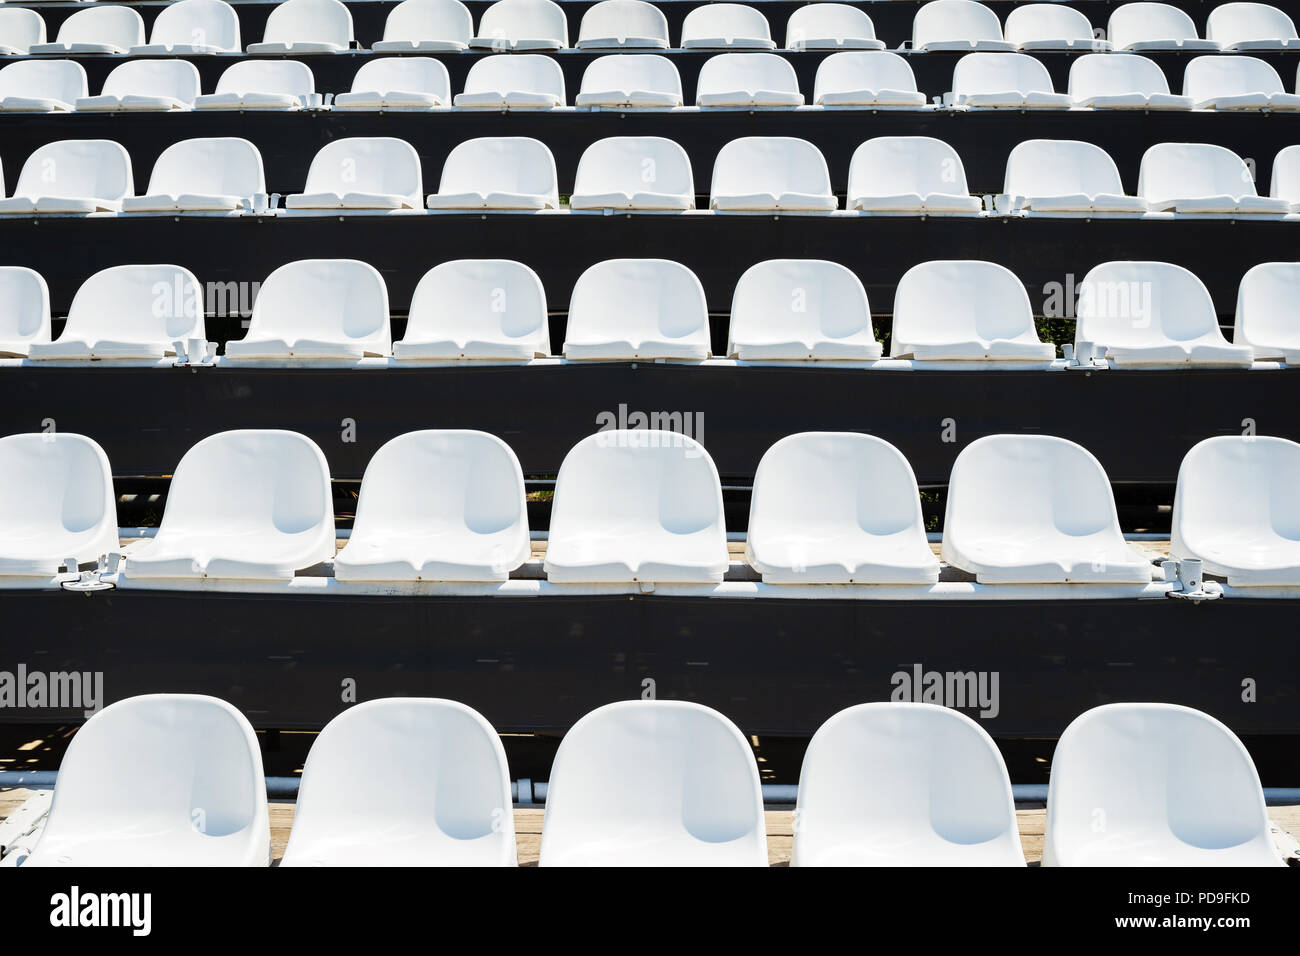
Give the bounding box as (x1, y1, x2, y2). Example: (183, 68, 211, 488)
(145, 137, 266, 199)
(261, 0, 353, 45)
(729, 260, 874, 354)
(461, 52, 565, 99)
(539, 701, 765, 865)
(1234, 260, 1300, 352)
(849, 136, 972, 198)
(1206, 1, 1298, 45)
(711, 136, 831, 198)
(913, 0, 1005, 47)
(1046, 703, 1273, 863)
(891, 260, 1039, 353)
(1109, 2, 1201, 47)
(578, 0, 669, 45)
(681, 3, 772, 43)
(1076, 260, 1221, 349)
(350, 57, 450, 99)
(476, 0, 568, 46)
(61, 264, 203, 344)
(1067, 52, 1171, 97)
(952, 51, 1056, 95)
(0, 267, 50, 343)
(579, 53, 682, 97)
(0, 8, 48, 54)
(813, 50, 918, 99)
(1184, 53, 1285, 98)
(149, 0, 241, 51)
(214, 59, 315, 96)
(1004, 3, 1095, 44)
(1272, 144, 1300, 200)
(382, 0, 473, 44)
(301, 137, 423, 205)
(1004, 139, 1126, 198)
(574, 136, 694, 199)
(787, 3, 877, 48)
(405, 258, 549, 350)
(1138, 142, 1259, 203)
(0, 59, 87, 104)
(437, 137, 558, 202)
(100, 59, 202, 103)
(697, 51, 799, 96)
(247, 259, 388, 345)
(566, 258, 708, 345)
(55, 6, 146, 48)
(0, 432, 113, 554)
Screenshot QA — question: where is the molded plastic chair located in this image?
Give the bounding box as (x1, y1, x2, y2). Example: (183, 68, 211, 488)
(1138, 142, 1289, 214)
(75, 59, 200, 111)
(710, 136, 836, 212)
(747, 433, 937, 583)
(1044, 703, 1282, 866)
(372, 0, 473, 52)
(696, 52, 803, 107)
(813, 50, 926, 107)
(333, 57, 451, 109)
(1272, 143, 1300, 211)
(0, 59, 87, 112)
(1067, 52, 1192, 108)
(29, 6, 145, 55)
(950, 51, 1073, 108)
(280, 699, 516, 865)
(285, 138, 424, 210)
(912, 0, 1016, 51)
(453, 53, 564, 109)
(194, 59, 315, 110)
(545, 431, 728, 583)
(224, 259, 391, 359)
(1108, 2, 1221, 50)
(0, 8, 48, 56)
(539, 701, 767, 865)
(1004, 139, 1148, 214)
(1206, 2, 1300, 49)
(123, 430, 335, 580)
(1183, 54, 1300, 109)
(575, 53, 683, 108)
(19, 695, 269, 867)
(792, 703, 1024, 865)
(576, 0, 669, 49)
(570, 136, 694, 210)
(130, 0, 241, 55)
(564, 259, 710, 359)
(470, 0, 568, 51)
(123, 137, 265, 213)
(941, 434, 1151, 583)
(393, 259, 550, 360)
(0, 267, 51, 357)
(848, 136, 982, 214)
(426, 137, 559, 210)
(1004, 4, 1109, 50)
(786, 4, 884, 50)
(727, 259, 883, 360)
(0, 432, 115, 577)
(246, 0, 353, 54)
(680, 3, 776, 50)
(334, 431, 529, 581)
(1233, 260, 1300, 359)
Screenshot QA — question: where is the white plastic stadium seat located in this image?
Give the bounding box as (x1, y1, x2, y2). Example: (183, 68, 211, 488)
(74, 59, 200, 112)
(334, 431, 530, 582)
(123, 430, 334, 581)
(786, 4, 885, 50)
(470, 0, 568, 51)
(393, 259, 550, 360)
(1108, 2, 1221, 50)
(130, 0, 241, 55)
(194, 59, 315, 110)
(1206, 2, 1300, 49)
(696, 52, 803, 108)
(941, 435, 1151, 583)
(0, 8, 48, 56)
(576, 0, 669, 49)
(372, 0, 473, 52)
(1004, 139, 1149, 214)
(912, 0, 1016, 52)
(0, 432, 115, 577)
(1183, 54, 1300, 110)
(0, 140, 132, 214)
(544, 431, 728, 583)
(426, 137, 558, 209)
(0, 59, 86, 113)
(539, 701, 767, 866)
(333, 57, 451, 110)
(746, 433, 937, 583)
(246, 0, 353, 54)
(890, 261, 1054, 362)
(848, 137, 982, 214)
(280, 699, 516, 866)
(680, 3, 776, 50)
(563, 259, 710, 360)
(950, 52, 1073, 108)
(453, 53, 564, 109)
(1138, 142, 1289, 214)
(1044, 703, 1282, 866)
(1273, 143, 1300, 211)
(570, 136, 694, 211)
(122, 137, 265, 213)
(727, 259, 883, 360)
(19, 695, 270, 867)
(27, 264, 201, 360)
(1233, 261, 1300, 358)
(29, 6, 145, 55)
(710, 137, 836, 212)
(1067, 52, 1192, 109)
(0, 267, 50, 357)
(1075, 261, 1253, 367)
(285, 138, 423, 210)
(575, 53, 683, 108)
(1172, 436, 1300, 584)
(224, 259, 391, 359)
(1004, 4, 1110, 50)
(812, 51, 926, 108)
(792, 703, 1024, 866)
